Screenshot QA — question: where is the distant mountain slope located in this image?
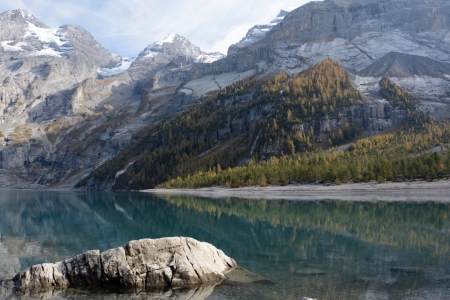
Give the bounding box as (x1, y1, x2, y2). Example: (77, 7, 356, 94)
(360, 52, 450, 79)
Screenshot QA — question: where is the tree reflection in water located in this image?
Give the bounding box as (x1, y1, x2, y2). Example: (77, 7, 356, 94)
(0, 190, 449, 299)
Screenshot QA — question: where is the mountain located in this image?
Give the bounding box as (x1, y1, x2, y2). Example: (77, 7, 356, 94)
(128, 33, 224, 81)
(140, 34, 224, 63)
(0, 10, 232, 188)
(0, 0, 450, 190)
(263, 0, 450, 71)
(227, 9, 291, 56)
(205, 0, 450, 76)
(196, 0, 450, 110)
(0, 9, 121, 124)
(0, 9, 119, 67)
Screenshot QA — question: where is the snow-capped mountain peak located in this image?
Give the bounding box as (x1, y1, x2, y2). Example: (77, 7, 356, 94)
(0, 8, 44, 27)
(139, 33, 224, 63)
(0, 8, 118, 66)
(270, 9, 291, 24)
(5, 8, 35, 20)
(154, 33, 178, 45)
(240, 9, 291, 44)
(227, 9, 292, 55)
(141, 33, 193, 58)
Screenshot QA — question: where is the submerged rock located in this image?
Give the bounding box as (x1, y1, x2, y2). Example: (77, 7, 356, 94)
(224, 266, 274, 284)
(13, 237, 236, 293)
(294, 268, 327, 276)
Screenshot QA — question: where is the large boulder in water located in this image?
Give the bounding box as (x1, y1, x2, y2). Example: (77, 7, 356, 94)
(13, 237, 236, 292)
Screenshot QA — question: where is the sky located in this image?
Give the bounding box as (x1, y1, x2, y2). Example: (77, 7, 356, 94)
(0, 0, 315, 57)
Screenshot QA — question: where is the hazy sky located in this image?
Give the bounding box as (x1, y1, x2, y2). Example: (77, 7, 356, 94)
(0, 0, 315, 57)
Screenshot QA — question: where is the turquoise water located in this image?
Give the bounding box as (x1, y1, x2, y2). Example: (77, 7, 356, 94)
(0, 190, 449, 299)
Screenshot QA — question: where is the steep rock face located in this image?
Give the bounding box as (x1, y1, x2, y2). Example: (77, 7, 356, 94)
(0, 9, 121, 124)
(228, 9, 291, 56)
(13, 237, 236, 292)
(265, 0, 450, 70)
(202, 0, 450, 76)
(221, 98, 403, 158)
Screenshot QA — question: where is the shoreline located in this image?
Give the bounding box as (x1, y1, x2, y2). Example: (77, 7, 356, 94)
(144, 180, 450, 202)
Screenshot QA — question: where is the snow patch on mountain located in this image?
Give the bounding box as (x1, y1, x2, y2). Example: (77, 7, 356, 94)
(195, 52, 225, 63)
(1, 40, 26, 51)
(141, 35, 171, 59)
(155, 33, 177, 45)
(25, 22, 68, 46)
(23, 22, 73, 57)
(29, 48, 62, 57)
(98, 56, 137, 77)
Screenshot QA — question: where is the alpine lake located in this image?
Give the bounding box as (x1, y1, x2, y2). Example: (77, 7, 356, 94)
(0, 190, 449, 299)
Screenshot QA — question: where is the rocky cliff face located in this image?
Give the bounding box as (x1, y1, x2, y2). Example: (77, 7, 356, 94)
(263, 0, 450, 71)
(202, 0, 450, 83)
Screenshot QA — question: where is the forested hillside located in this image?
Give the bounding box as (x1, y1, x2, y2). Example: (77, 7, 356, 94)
(79, 59, 373, 190)
(160, 120, 450, 188)
(159, 79, 448, 189)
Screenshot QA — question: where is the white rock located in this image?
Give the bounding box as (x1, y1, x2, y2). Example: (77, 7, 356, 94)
(13, 237, 236, 292)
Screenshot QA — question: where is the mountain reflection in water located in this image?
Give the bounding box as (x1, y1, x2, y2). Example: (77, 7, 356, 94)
(0, 190, 449, 299)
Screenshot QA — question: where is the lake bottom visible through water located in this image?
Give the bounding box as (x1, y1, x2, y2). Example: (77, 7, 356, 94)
(0, 190, 449, 299)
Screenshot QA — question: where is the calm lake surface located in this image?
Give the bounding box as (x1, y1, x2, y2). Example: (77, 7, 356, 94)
(0, 190, 450, 299)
